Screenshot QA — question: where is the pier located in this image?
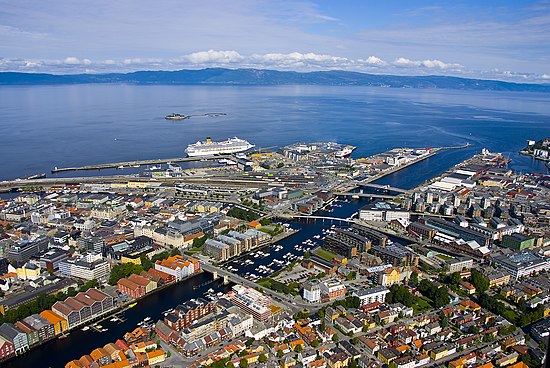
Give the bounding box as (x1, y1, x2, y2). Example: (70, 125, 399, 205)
(50, 155, 232, 173)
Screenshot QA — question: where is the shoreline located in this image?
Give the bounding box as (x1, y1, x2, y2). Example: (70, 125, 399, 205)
(0, 270, 205, 365)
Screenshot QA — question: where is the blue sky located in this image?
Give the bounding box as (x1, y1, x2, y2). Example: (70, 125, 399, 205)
(1, 0, 549, 82)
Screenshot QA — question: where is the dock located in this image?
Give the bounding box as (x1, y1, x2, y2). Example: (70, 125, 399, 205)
(51, 155, 232, 173)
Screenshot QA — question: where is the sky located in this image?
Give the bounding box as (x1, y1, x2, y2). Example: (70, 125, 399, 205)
(1, 0, 549, 82)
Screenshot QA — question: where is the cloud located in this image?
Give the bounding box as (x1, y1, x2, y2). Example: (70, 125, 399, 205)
(184, 50, 244, 64)
(393, 57, 463, 69)
(361, 56, 386, 66)
(1, 50, 549, 84)
(64, 57, 91, 65)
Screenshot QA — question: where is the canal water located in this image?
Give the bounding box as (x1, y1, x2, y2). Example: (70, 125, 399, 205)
(5, 147, 546, 367)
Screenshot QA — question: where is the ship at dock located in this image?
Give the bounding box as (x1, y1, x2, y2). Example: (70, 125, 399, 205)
(335, 145, 356, 158)
(185, 137, 255, 157)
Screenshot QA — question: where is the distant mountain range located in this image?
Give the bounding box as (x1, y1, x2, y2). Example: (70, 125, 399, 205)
(1, 68, 549, 92)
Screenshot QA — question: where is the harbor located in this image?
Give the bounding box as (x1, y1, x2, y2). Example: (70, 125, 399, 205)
(50, 154, 231, 173)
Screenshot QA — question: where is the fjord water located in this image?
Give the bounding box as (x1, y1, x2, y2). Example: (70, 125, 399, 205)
(1, 84, 549, 182)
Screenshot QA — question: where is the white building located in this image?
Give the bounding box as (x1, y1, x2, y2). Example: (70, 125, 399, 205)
(359, 202, 410, 222)
(302, 281, 321, 303)
(58, 252, 110, 280)
(352, 286, 390, 305)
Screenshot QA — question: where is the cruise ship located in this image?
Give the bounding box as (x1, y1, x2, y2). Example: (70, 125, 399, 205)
(335, 145, 356, 158)
(185, 137, 255, 157)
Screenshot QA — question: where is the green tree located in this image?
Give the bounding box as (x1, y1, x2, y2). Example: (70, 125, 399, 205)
(239, 358, 248, 368)
(108, 263, 144, 286)
(409, 271, 419, 286)
(311, 339, 319, 348)
(140, 254, 153, 271)
(332, 334, 339, 342)
(294, 344, 303, 353)
(277, 350, 283, 358)
(258, 354, 267, 363)
(470, 268, 489, 293)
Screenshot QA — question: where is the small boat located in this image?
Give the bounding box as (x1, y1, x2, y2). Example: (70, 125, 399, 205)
(81, 326, 90, 331)
(165, 113, 190, 120)
(143, 317, 151, 322)
(59, 333, 69, 339)
(128, 302, 137, 308)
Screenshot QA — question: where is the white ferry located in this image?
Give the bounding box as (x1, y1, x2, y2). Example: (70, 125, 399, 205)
(185, 137, 255, 157)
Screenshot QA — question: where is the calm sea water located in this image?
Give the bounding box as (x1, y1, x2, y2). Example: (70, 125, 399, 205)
(1, 85, 549, 182)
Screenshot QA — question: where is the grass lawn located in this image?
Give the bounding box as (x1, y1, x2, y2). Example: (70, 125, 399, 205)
(413, 296, 433, 314)
(315, 248, 338, 262)
(435, 253, 454, 261)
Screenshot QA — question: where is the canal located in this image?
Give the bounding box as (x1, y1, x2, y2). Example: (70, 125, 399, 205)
(5, 146, 500, 367)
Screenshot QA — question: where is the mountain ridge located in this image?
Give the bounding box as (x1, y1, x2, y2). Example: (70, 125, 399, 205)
(1, 68, 549, 92)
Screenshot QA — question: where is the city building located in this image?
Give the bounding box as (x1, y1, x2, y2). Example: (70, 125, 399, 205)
(230, 285, 272, 321)
(59, 252, 110, 281)
(0, 323, 29, 355)
(501, 234, 535, 251)
(492, 251, 550, 279)
(352, 286, 390, 305)
(359, 202, 410, 223)
(319, 280, 346, 301)
(303, 281, 321, 303)
(445, 257, 474, 273)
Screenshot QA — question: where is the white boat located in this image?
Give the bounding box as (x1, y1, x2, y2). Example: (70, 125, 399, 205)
(185, 137, 255, 157)
(207, 288, 214, 293)
(81, 326, 90, 331)
(335, 146, 356, 158)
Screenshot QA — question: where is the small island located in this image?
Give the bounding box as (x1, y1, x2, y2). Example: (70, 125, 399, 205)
(521, 138, 550, 161)
(165, 113, 190, 120)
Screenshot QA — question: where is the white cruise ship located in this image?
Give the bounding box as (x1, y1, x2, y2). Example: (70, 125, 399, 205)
(185, 137, 255, 157)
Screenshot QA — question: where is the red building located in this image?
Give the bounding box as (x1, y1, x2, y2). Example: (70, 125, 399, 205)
(117, 278, 146, 299)
(0, 337, 15, 360)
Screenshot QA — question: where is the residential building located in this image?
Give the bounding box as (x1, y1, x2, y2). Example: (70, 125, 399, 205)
(303, 281, 321, 303)
(0, 323, 29, 355)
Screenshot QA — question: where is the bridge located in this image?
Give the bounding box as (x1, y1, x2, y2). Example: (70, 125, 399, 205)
(201, 263, 328, 312)
(334, 192, 398, 199)
(358, 183, 411, 194)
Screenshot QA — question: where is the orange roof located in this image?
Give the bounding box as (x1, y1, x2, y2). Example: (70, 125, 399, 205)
(40, 309, 66, 324)
(102, 360, 131, 368)
(65, 361, 84, 368)
(90, 347, 109, 361)
(146, 349, 165, 360)
(395, 344, 410, 353)
(117, 278, 140, 290)
(248, 220, 261, 227)
(507, 363, 528, 368)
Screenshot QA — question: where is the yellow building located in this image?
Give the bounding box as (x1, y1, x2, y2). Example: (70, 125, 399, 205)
(15, 263, 41, 280)
(146, 350, 165, 365)
(430, 348, 450, 361)
(40, 310, 68, 335)
(378, 267, 400, 286)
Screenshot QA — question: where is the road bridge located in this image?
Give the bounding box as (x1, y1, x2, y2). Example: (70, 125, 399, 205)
(358, 183, 411, 194)
(334, 192, 398, 199)
(201, 263, 328, 312)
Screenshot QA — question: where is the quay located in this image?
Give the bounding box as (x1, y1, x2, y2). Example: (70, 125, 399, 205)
(50, 154, 232, 173)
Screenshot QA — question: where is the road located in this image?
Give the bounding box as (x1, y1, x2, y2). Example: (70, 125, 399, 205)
(200, 263, 330, 312)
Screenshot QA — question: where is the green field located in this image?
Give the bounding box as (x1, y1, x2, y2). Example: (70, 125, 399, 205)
(436, 253, 454, 261)
(315, 248, 338, 261)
